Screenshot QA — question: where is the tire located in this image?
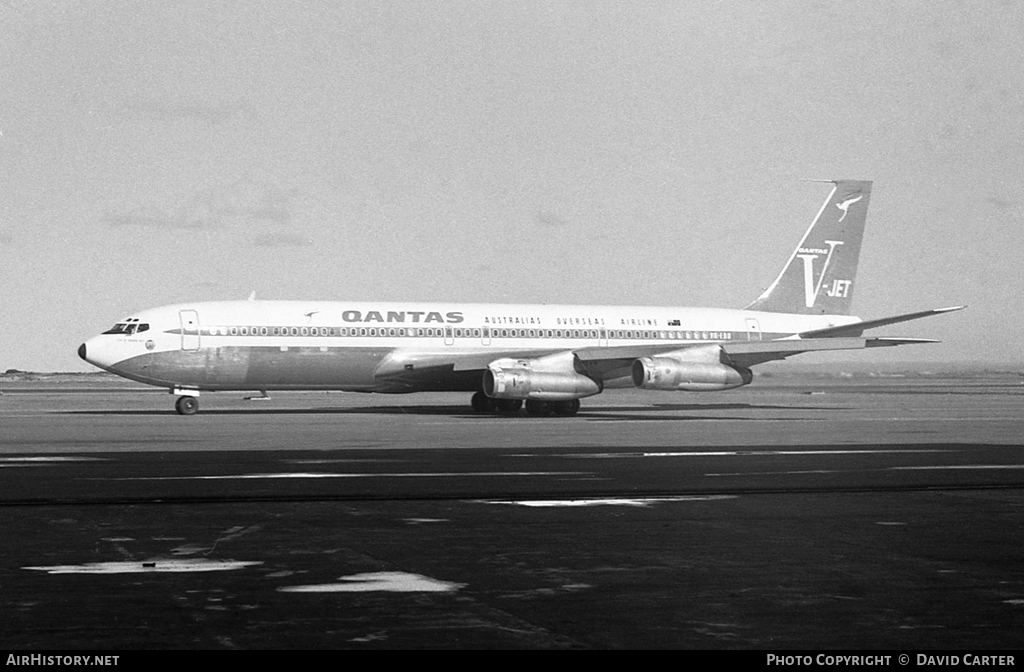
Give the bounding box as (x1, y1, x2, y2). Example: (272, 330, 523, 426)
(494, 398, 523, 415)
(551, 399, 580, 417)
(175, 396, 199, 416)
(471, 391, 496, 413)
(525, 399, 552, 416)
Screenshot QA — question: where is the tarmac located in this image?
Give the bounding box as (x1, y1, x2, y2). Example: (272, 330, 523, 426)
(1, 371, 1022, 649)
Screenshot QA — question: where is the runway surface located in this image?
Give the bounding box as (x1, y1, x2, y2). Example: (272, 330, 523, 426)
(1, 372, 1022, 649)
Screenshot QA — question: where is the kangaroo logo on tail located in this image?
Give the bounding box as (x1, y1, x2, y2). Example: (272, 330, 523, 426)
(836, 195, 863, 222)
(745, 180, 872, 316)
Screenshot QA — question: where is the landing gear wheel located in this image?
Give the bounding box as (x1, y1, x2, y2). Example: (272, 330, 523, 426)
(471, 391, 496, 413)
(525, 399, 552, 416)
(175, 396, 199, 416)
(551, 399, 580, 417)
(494, 398, 523, 415)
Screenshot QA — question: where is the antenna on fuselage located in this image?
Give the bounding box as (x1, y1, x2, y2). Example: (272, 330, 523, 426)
(247, 291, 256, 301)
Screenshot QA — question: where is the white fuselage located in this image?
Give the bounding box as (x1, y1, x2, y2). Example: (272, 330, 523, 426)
(80, 300, 857, 393)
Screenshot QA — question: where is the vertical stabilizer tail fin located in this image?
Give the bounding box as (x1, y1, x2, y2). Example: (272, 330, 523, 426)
(745, 179, 872, 315)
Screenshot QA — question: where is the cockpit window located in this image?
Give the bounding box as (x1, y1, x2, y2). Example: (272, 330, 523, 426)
(103, 322, 149, 335)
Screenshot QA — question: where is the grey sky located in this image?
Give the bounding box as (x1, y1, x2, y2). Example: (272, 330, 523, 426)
(2, 1, 1022, 371)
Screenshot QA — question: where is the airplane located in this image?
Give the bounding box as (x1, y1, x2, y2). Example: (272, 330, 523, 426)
(78, 179, 963, 416)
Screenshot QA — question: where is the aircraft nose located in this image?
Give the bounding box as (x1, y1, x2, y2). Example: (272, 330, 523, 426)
(78, 343, 87, 361)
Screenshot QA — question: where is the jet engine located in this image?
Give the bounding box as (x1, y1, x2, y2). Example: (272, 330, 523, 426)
(483, 352, 601, 401)
(631, 345, 752, 391)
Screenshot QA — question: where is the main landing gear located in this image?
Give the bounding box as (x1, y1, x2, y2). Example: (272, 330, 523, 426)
(470, 392, 580, 417)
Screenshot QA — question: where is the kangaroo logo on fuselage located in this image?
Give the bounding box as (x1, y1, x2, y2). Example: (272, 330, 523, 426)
(836, 195, 863, 222)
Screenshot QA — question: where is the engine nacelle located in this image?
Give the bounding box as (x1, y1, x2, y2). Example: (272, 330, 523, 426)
(483, 353, 601, 401)
(632, 347, 753, 392)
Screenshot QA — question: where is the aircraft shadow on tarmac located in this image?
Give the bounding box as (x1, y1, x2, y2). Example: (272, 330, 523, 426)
(65, 402, 849, 418)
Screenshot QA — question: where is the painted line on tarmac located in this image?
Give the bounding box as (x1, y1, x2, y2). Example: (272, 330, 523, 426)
(478, 495, 737, 507)
(1, 456, 107, 467)
(0, 456, 106, 461)
(24, 559, 263, 574)
(706, 469, 844, 477)
(708, 464, 1024, 477)
(279, 571, 464, 593)
(538, 449, 955, 459)
(891, 464, 1024, 470)
(105, 471, 591, 481)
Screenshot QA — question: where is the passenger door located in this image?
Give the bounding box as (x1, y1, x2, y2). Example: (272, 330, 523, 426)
(745, 317, 762, 341)
(180, 310, 201, 350)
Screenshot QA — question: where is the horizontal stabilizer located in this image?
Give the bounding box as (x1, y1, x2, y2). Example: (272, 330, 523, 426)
(723, 336, 940, 368)
(798, 306, 965, 339)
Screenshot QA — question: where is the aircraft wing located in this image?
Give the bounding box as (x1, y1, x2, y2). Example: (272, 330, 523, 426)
(573, 336, 940, 372)
(375, 304, 960, 386)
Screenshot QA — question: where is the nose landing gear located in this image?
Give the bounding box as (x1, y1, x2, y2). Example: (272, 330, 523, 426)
(171, 388, 200, 415)
(174, 395, 199, 416)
